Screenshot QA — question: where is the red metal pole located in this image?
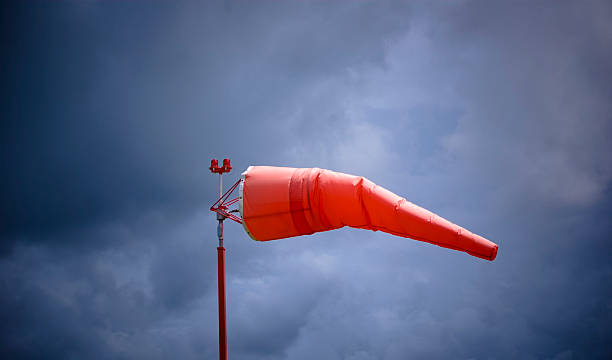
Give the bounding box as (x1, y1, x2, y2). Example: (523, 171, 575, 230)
(217, 245, 227, 360)
(210, 160, 230, 360)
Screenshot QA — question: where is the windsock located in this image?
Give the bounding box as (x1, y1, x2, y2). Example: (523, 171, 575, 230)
(238, 166, 498, 261)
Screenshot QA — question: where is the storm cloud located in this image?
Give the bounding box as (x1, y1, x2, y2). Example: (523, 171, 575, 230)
(2, 1, 611, 359)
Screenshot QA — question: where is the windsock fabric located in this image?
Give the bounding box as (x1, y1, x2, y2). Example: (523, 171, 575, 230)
(239, 166, 498, 261)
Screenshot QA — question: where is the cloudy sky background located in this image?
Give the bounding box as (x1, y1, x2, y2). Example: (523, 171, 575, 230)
(2, 1, 612, 359)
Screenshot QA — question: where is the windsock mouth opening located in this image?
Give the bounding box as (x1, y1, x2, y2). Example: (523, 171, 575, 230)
(239, 166, 258, 241)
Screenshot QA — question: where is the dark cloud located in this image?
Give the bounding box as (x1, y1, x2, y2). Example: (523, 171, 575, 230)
(1, 0, 411, 246)
(2, 0, 612, 359)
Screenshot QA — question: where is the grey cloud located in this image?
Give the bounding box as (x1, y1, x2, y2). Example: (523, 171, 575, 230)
(2, 1, 612, 359)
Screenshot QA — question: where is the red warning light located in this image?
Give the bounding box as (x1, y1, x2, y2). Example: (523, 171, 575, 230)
(210, 158, 232, 174)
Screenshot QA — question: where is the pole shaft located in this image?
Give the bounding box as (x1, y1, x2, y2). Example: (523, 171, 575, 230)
(217, 246, 227, 360)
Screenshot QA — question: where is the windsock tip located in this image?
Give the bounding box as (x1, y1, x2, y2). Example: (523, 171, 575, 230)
(489, 244, 498, 261)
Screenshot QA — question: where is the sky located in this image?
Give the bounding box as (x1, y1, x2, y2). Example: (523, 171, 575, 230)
(2, 0, 612, 359)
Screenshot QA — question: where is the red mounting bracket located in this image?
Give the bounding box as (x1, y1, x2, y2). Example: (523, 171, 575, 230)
(210, 178, 242, 224)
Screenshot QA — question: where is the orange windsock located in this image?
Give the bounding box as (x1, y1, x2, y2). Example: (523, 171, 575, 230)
(238, 166, 498, 261)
